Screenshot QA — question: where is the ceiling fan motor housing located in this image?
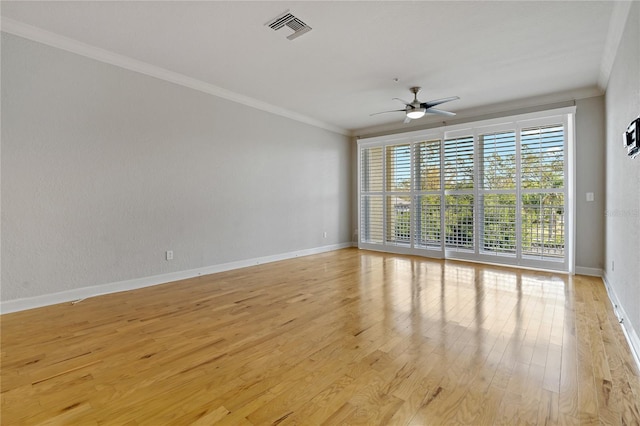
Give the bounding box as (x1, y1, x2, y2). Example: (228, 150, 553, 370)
(370, 87, 458, 121)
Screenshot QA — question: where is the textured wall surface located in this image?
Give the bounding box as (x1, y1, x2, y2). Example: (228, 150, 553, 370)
(604, 2, 640, 350)
(1, 33, 352, 302)
(574, 96, 606, 271)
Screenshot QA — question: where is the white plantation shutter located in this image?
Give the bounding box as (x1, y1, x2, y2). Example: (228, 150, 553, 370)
(444, 136, 474, 252)
(361, 146, 383, 193)
(444, 136, 474, 190)
(482, 193, 517, 255)
(385, 145, 411, 246)
(386, 195, 410, 245)
(521, 193, 565, 259)
(414, 140, 442, 249)
(480, 131, 516, 190)
(415, 195, 441, 248)
(445, 195, 475, 251)
(414, 141, 441, 191)
(360, 195, 383, 244)
(360, 147, 383, 243)
(520, 125, 565, 260)
(386, 144, 411, 191)
(479, 131, 517, 256)
(521, 125, 564, 189)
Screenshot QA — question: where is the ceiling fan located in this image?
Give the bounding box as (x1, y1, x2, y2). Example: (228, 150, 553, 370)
(371, 87, 459, 123)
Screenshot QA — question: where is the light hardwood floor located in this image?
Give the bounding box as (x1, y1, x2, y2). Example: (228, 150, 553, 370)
(2, 248, 639, 425)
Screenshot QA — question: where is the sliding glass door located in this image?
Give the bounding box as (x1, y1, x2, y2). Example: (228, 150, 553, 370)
(358, 109, 574, 272)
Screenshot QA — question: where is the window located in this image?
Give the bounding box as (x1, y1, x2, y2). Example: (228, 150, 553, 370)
(360, 146, 383, 244)
(386, 145, 411, 246)
(358, 108, 574, 272)
(414, 140, 442, 249)
(520, 125, 565, 260)
(444, 136, 475, 252)
(479, 131, 517, 256)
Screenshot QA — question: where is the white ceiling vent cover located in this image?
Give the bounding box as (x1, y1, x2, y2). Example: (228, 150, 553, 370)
(266, 10, 312, 40)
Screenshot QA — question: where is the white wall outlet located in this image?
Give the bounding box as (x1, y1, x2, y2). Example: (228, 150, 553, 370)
(586, 192, 594, 202)
(323, 231, 327, 238)
(612, 260, 614, 271)
(166, 250, 173, 261)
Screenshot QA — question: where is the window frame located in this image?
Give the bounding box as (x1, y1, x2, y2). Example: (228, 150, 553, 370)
(357, 106, 576, 273)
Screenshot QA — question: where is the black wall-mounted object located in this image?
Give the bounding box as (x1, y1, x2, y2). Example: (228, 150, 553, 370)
(623, 116, 639, 159)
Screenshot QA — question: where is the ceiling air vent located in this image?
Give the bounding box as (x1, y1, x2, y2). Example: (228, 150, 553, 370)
(266, 10, 312, 40)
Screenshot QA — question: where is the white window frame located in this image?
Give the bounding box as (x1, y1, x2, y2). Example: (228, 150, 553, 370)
(357, 106, 576, 273)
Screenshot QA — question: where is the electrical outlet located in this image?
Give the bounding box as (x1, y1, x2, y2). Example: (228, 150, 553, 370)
(612, 260, 614, 271)
(166, 250, 173, 261)
(323, 231, 327, 238)
(586, 192, 594, 202)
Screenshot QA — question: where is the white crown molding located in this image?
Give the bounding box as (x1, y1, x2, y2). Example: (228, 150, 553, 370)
(598, 1, 633, 90)
(351, 87, 600, 138)
(0, 17, 349, 136)
(0, 243, 353, 314)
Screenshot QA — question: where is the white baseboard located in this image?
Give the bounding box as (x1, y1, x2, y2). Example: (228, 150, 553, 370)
(0, 243, 352, 315)
(575, 266, 603, 276)
(602, 272, 640, 372)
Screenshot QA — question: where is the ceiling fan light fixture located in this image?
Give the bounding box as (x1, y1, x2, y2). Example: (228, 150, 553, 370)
(370, 87, 458, 122)
(406, 108, 426, 119)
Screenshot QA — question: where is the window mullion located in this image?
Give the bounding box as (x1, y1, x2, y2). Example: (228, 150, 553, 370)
(515, 124, 523, 261)
(475, 131, 481, 256)
(440, 138, 445, 252)
(412, 143, 418, 248)
(382, 145, 387, 244)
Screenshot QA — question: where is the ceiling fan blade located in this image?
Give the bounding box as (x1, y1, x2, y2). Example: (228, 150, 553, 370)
(370, 109, 406, 116)
(403, 116, 412, 124)
(422, 96, 460, 109)
(426, 108, 456, 117)
(392, 98, 411, 106)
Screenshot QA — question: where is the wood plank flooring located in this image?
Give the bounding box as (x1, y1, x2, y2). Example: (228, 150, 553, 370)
(1, 248, 639, 425)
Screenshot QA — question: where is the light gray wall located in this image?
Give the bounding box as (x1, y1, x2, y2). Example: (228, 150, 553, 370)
(1, 33, 352, 302)
(604, 3, 640, 347)
(574, 96, 606, 271)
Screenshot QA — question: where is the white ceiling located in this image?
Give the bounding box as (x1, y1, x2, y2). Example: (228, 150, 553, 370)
(0, 1, 628, 135)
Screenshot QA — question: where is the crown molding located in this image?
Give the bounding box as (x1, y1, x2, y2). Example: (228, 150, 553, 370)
(351, 86, 600, 138)
(1, 17, 349, 136)
(598, 1, 633, 91)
